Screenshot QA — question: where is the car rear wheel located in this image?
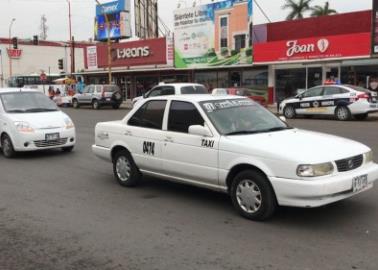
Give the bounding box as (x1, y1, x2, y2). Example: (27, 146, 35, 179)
(354, 113, 368, 121)
(283, 105, 296, 119)
(335, 106, 351, 121)
(113, 149, 141, 187)
(230, 170, 277, 221)
(1, 134, 16, 158)
(92, 100, 100, 110)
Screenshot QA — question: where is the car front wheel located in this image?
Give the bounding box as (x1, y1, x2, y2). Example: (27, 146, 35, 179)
(283, 105, 296, 119)
(113, 150, 141, 187)
(1, 134, 16, 158)
(230, 170, 277, 221)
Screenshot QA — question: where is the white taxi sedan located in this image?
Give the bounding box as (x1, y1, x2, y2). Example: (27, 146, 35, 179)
(92, 95, 378, 220)
(279, 84, 378, 120)
(0, 89, 76, 158)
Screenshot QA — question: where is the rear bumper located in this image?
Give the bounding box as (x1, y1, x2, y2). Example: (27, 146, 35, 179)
(269, 162, 378, 208)
(99, 98, 122, 106)
(349, 101, 378, 114)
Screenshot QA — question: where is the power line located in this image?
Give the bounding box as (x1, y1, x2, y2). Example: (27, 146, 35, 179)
(254, 0, 272, 23)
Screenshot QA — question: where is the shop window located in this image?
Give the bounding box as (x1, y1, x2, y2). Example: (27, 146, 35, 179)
(276, 69, 306, 102)
(242, 69, 268, 89)
(194, 72, 217, 91)
(168, 101, 204, 133)
(135, 76, 159, 96)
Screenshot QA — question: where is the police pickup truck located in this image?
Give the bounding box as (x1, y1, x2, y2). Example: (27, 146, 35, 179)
(92, 95, 378, 220)
(279, 84, 378, 120)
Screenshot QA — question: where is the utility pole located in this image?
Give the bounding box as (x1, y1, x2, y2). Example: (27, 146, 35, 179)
(0, 49, 4, 87)
(67, 0, 74, 75)
(8, 18, 16, 80)
(95, 0, 112, 84)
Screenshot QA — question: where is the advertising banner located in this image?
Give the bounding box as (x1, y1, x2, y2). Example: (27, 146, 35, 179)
(96, 0, 127, 16)
(95, 38, 168, 68)
(373, 0, 378, 54)
(86, 46, 98, 70)
(254, 33, 371, 63)
(174, 0, 253, 68)
(95, 11, 131, 40)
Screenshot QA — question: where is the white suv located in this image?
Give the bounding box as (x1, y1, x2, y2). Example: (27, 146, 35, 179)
(132, 83, 208, 106)
(92, 95, 378, 220)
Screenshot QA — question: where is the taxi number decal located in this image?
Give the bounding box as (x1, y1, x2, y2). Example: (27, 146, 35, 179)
(202, 139, 214, 148)
(143, 141, 155, 155)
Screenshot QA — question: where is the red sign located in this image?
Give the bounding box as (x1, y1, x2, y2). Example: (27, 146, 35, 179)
(254, 32, 371, 63)
(7, 49, 22, 59)
(95, 38, 168, 68)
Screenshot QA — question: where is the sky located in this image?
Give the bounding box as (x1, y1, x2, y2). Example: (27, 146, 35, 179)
(0, 0, 373, 41)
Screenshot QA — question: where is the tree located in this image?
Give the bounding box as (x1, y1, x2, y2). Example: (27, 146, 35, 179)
(282, 0, 313, 20)
(311, 2, 337, 17)
(39, 14, 48, 41)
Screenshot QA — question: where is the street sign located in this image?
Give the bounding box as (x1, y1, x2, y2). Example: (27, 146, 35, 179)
(40, 72, 47, 82)
(7, 49, 22, 59)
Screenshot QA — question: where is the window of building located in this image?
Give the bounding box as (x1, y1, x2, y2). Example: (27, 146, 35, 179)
(220, 17, 228, 48)
(168, 101, 204, 133)
(128, 100, 166, 130)
(234, 34, 246, 52)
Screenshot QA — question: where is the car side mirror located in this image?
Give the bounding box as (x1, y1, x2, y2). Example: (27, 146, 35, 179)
(279, 116, 287, 123)
(188, 125, 212, 137)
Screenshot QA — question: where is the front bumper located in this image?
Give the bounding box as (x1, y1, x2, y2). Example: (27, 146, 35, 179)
(269, 162, 378, 208)
(12, 128, 76, 151)
(92, 144, 111, 162)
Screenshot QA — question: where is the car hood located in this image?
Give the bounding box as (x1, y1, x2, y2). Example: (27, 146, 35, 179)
(6, 111, 68, 129)
(221, 129, 370, 164)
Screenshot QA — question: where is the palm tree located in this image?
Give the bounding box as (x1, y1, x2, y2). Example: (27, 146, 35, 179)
(311, 2, 337, 17)
(282, 0, 313, 20)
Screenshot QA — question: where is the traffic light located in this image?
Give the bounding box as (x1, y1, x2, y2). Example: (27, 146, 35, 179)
(12, 37, 18, 49)
(58, 59, 64, 70)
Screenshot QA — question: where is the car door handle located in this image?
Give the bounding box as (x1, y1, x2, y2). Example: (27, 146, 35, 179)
(124, 130, 132, 136)
(164, 136, 173, 143)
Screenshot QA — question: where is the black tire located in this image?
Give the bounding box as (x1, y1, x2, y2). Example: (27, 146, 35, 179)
(354, 113, 368, 121)
(62, 146, 74, 152)
(335, 106, 351, 121)
(92, 100, 100, 110)
(72, 99, 80, 109)
(1, 134, 16, 158)
(283, 105, 296, 119)
(112, 149, 141, 187)
(112, 104, 120, 109)
(230, 170, 277, 221)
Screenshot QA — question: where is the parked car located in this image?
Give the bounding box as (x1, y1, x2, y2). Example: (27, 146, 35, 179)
(132, 83, 208, 106)
(72, 84, 122, 110)
(212, 87, 267, 107)
(279, 84, 378, 120)
(0, 88, 76, 158)
(92, 95, 377, 221)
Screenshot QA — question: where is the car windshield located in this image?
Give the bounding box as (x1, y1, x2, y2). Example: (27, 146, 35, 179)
(0, 92, 58, 113)
(181, 85, 208, 94)
(200, 98, 290, 135)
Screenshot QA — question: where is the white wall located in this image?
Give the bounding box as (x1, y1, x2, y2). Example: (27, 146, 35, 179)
(0, 42, 85, 85)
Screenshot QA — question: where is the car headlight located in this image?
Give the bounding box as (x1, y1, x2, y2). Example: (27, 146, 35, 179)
(365, 151, 374, 164)
(14, 121, 34, 133)
(64, 118, 75, 129)
(297, 162, 334, 177)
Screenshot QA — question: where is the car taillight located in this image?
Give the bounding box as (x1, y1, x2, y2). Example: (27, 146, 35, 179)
(101, 90, 105, 98)
(356, 93, 370, 100)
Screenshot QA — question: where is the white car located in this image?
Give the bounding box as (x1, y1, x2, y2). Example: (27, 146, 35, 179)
(92, 95, 378, 220)
(279, 84, 378, 120)
(0, 88, 76, 158)
(132, 83, 208, 106)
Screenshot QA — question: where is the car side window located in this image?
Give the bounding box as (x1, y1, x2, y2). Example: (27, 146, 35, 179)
(83, 86, 90, 93)
(302, 87, 323, 98)
(161, 86, 175, 96)
(324, 87, 342, 96)
(128, 100, 166, 130)
(95, 86, 102, 93)
(168, 101, 205, 133)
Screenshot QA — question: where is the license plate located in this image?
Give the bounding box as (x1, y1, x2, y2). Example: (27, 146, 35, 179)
(106, 98, 111, 101)
(45, 133, 60, 141)
(370, 104, 378, 108)
(352, 174, 368, 193)
(372, 97, 377, 103)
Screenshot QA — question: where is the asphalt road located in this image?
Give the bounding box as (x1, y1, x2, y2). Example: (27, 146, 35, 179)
(1, 108, 378, 270)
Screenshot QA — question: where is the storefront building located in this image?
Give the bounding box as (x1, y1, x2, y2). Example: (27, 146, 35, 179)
(253, 10, 377, 103)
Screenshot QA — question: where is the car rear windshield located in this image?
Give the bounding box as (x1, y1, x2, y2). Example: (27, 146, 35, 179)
(181, 85, 208, 94)
(345, 85, 371, 93)
(103, 85, 120, 92)
(0, 92, 58, 113)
